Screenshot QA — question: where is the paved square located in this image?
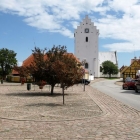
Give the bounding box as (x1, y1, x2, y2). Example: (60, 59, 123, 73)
(0, 82, 140, 139)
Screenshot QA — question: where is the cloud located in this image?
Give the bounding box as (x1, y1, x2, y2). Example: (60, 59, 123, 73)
(103, 42, 135, 52)
(71, 21, 80, 29)
(0, 0, 140, 52)
(0, 0, 104, 38)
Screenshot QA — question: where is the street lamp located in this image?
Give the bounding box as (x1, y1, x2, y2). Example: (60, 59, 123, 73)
(82, 59, 86, 91)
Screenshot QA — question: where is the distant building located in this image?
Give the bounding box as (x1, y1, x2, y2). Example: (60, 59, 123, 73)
(74, 15, 118, 78)
(120, 57, 140, 82)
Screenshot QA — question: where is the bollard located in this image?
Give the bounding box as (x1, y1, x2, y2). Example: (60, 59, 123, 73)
(27, 83, 31, 90)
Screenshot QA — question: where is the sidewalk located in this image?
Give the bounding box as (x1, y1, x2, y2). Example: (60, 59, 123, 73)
(0, 81, 140, 140)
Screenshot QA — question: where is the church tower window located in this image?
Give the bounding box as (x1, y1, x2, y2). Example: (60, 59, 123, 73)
(85, 63, 88, 69)
(86, 37, 88, 42)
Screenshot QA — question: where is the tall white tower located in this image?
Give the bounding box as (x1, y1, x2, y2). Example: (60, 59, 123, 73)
(74, 15, 100, 77)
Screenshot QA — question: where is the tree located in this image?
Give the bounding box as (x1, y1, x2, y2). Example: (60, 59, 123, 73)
(0, 48, 17, 79)
(14, 66, 29, 77)
(15, 46, 84, 101)
(52, 53, 84, 104)
(29, 47, 47, 83)
(102, 60, 118, 78)
(14, 66, 29, 84)
(45, 45, 68, 95)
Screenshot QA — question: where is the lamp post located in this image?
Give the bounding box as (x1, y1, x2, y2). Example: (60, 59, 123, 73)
(82, 59, 86, 91)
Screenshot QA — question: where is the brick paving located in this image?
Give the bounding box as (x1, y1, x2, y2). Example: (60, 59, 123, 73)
(0, 81, 140, 140)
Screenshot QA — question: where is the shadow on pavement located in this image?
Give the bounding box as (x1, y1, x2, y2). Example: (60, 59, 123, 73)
(25, 102, 63, 107)
(5, 92, 68, 97)
(120, 89, 140, 95)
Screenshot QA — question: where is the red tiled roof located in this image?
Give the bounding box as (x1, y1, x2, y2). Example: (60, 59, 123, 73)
(12, 69, 19, 74)
(22, 53, 79, 67)
(22, 54, 34, 67)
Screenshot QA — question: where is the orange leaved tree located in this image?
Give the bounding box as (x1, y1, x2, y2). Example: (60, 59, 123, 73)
(52, 53, 84, 104)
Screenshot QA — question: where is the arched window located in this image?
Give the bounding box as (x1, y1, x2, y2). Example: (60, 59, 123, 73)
(85, 63, 88, 69)
(86, 37, 88, 42)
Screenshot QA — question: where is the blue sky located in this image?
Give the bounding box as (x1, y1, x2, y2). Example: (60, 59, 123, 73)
(0, 0, 140, 68)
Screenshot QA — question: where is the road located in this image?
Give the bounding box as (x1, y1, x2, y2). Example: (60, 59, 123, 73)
(91, 79, 140, 111)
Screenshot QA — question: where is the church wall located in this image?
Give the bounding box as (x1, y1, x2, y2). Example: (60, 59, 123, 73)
(99, 52, 118, 66)
(74, 16, 100, 77)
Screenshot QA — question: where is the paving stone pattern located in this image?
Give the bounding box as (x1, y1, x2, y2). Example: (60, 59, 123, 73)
(0, 82, 140, 140)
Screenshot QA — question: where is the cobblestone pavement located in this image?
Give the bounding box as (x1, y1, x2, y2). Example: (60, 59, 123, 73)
(0, 81, 140, 140)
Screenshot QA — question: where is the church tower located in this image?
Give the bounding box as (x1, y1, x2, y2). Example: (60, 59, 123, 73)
(74, 15, 100, 77)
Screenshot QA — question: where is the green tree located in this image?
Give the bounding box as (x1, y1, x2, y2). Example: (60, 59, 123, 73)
(102, 60, 118, 78)
(0, 48, 17, 79)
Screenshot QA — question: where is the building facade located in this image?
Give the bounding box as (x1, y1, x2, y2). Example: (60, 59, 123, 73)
(74, 15, 118, 78)
(74, 15, 99, 77)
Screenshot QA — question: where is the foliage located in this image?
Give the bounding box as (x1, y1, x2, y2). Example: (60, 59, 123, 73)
(0, 48, 17, 79)
(102, 60, 118, 78)
(52, 54, 83, 104)
(53, 54, 83, 88)
(36, 80, 46, 86)
(28, 47, 47, 82)
(6, 75, 12, 82)
(104, 77, 119, 80)
(45, 45, 69, 94)
(15, 45, 84, 103)
(28, 45, 83, 96)
(14, 66, 29, 77)
(100, 66, 103, 72)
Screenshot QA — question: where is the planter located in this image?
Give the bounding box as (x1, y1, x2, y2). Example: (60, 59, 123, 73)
(39, 86, 43, 89)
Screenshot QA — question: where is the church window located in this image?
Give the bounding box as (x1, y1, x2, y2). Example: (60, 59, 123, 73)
(85, 28, 89, 33)
(85, 63, 88, 69)
(86, 37, 88, 42)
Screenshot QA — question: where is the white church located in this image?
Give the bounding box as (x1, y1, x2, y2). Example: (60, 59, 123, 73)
(74, 15, 118, 78)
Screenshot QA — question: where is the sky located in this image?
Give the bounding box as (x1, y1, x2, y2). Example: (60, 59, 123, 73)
(0, 0, 140, 68)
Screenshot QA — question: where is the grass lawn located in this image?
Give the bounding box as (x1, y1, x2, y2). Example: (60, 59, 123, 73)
(104, 77, 120, 80)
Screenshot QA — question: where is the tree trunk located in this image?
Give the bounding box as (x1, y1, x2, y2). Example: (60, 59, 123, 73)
(1, 65, 4, 79)
(62, 87, 64, 104)
(51, 85, 55, 95)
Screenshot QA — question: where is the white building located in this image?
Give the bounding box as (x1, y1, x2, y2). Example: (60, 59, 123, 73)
(99, 51, 118, 66)
(74, 15, 100, 77)
(74, 15, 118, 78)
(99, 51, 119, 77)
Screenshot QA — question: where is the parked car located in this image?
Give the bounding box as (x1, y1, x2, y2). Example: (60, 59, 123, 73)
(122, 79, 138, 90)
(79, 79, 90, 85)
(135, 79, 140, 92)
(125, 77, 133, 82)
